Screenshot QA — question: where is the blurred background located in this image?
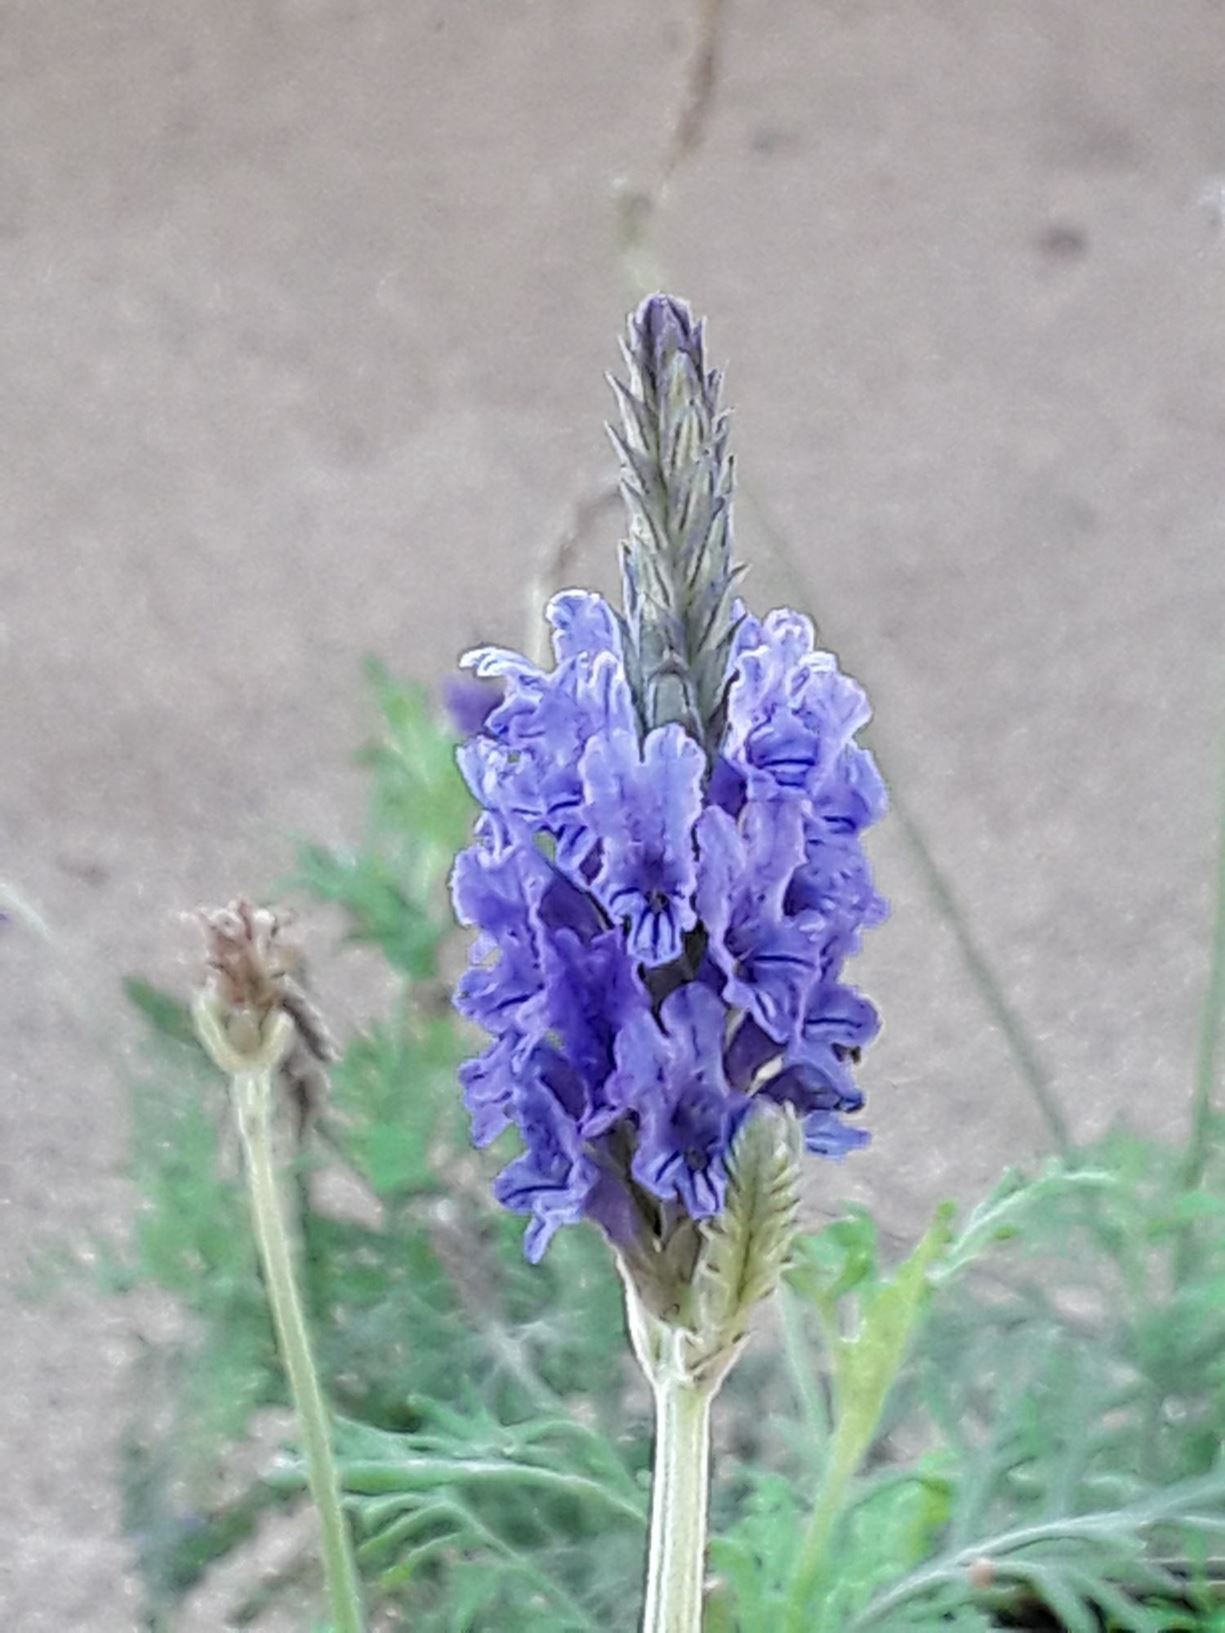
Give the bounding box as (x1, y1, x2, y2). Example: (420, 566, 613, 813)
(3, 1, 1224, 1625)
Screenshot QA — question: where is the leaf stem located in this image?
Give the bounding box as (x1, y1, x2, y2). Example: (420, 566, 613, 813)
(846, 1480, 1225, 1631)
(310, 1454, 646, 1524)
(233, 1067, 366, 1633)
(776, 1289, 829, 1458)
(642, 1357, 714, 1633)
(781, 1434, 860, 1633)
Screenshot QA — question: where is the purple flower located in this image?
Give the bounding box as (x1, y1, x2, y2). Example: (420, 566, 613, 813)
(612, 985, 750, 1219)
(760, 982, 880, 1155)
(459, 1035, 518, 1147)
(493, 1061, 601, 1263)
(442, 672, 503, 737)
(449, 298, 887, 1261)
(547, 590, 624, 662)
(449, 600, 886, 1257)
(458, 593, 637, 870)
(451, 818, 556, 1044)
(539, 927, 651, 1133)
(800, 1113, 871, 1158)
(724, 610, 874, 804)
(695, 799, 824, 1043)
(581, 723, 705, 966)
(721, 978, 878, 1159)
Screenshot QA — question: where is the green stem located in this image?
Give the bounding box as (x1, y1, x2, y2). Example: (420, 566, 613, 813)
(309, 1456, 645, 1525)
(782, 1437, 860, 1633)
(777, 1290, 829, 1458)
(234, 1068, 366, 1633)
(642, 1360, 714, 1633)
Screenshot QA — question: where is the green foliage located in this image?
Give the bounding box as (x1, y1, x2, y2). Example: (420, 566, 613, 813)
(326, 1015, 464, 1202)
(302, 1412, 644, 1631)
(714, 1140, 1225, 1632)
(108, 662, 1225, 1630)
(123, 1021, 279, 1449)
(289, 661, 471, 980)
(111, 671, 647, 1629)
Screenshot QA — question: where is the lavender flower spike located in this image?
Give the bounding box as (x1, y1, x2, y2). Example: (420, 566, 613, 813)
(450, 295, 887, 1633)
(450, 292, 886, 1297)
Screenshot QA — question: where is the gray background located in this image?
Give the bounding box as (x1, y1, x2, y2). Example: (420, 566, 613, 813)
(3, 1, 1223, 1625)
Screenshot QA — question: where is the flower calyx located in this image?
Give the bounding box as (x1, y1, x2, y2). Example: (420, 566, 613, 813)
(620, 1104, 802, 1394)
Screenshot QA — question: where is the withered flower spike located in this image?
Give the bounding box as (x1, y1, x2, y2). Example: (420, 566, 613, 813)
(188, 897, 365, 1631)
(197, 896, 289, 1015)
(193, 900, 335, 1111)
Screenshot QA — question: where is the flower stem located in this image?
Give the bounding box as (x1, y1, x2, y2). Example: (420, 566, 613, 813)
(642, 1356, 714, 1633)
(782, 1440, 858, 1633)
(233, 1067, 366, 1633)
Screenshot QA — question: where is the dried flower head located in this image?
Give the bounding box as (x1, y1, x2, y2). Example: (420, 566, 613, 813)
(199, 898, 292, 1018)
(450, 296, 887, 1339)
(193, 898, 335, 1126)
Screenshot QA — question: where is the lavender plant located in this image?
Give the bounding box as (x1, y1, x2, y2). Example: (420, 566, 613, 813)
(98, 302, 1225, 1633)
(450, 294, 887, 1629)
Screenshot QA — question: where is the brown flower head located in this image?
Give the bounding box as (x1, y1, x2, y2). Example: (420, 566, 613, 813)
(192, 900, 334, 1103)
(199, 898, 293, 1020)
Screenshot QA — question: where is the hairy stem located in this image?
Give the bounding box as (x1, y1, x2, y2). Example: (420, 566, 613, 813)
(642, 1357, 714, 1633)
(233, 1067, 366, 1633)
(778, 1204, 953, 1633)
(782, 1433, 861, 1633)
